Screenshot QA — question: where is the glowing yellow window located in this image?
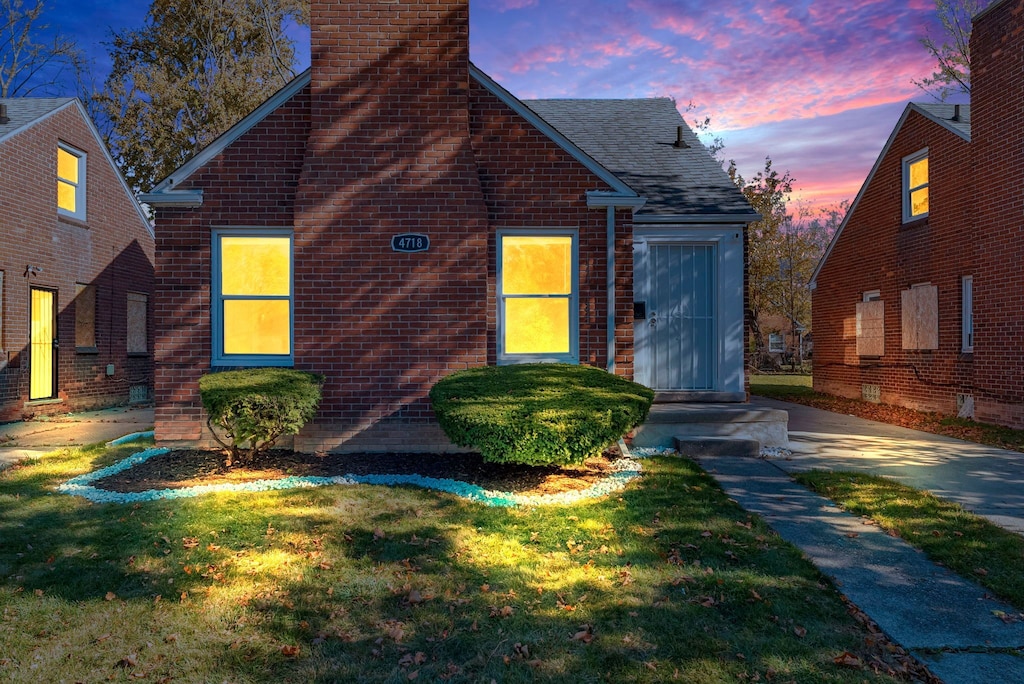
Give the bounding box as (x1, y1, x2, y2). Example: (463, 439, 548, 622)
(57, 146, 84, 217)
(905, 153, 928, 220)
(500, 234, 575, 359)
(216, 234, 292, 360)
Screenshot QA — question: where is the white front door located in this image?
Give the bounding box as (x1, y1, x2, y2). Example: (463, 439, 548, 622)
(634, 240, 717, 390)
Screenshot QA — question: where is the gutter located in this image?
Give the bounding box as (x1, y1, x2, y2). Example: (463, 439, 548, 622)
(587, 192, 647, 373)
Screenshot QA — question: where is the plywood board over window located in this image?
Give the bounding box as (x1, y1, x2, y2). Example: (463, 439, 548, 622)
(902, 284, 938, 350)
(127, 292, 148, 354)
(75, 283, 96, 350)
(856, 298, 884, 356)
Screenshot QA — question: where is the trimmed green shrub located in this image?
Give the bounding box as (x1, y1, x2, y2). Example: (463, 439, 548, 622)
(198, 368, 324, 466)
(430, 364, 654, 467)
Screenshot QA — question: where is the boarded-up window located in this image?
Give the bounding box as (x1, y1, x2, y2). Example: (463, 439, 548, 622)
(856, 295, 884, 357)
(127, 292, 147, 354)
(75, 283, 96, 349)
(902, 284, 938, 350)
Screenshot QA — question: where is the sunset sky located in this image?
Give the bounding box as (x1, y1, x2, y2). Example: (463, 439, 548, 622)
(37, 0, 972, 214)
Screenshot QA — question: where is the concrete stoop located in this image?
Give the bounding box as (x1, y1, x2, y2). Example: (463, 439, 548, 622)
(674, 436, 761, 457)
(629, 403, 789, 451)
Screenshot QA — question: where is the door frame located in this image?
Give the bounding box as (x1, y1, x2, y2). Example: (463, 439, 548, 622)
(29, 286, 58, 401)
(632, 226, 746, 399)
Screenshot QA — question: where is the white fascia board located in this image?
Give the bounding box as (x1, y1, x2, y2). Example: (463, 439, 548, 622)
(586, 191, 647, 210)
(810, 101, 970, 286)
(470, 63, 637, 197)
(811, 103, 915, 286)
(69, 100, 154, 236)
(147, 70, 311, 194)
(137, 190, 204, 207)
(910, 103, 971, 142)
(0, 99, 75, 145)
(634, 213, 760, 224)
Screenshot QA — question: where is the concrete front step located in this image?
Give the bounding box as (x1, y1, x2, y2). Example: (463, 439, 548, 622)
(674, 436, 761, 457)
(630, 402, 789, 449)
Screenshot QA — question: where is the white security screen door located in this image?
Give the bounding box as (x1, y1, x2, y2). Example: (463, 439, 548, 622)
(642, 242, 717, 390)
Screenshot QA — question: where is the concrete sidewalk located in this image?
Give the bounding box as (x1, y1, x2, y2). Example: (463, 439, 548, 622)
(692, 398, 1024, 684)
(0, 405, 153, 469)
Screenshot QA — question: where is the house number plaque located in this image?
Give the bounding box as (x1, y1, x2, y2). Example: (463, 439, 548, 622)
(391, 233, 430, 253)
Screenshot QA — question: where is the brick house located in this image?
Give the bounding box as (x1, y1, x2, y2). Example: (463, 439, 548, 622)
(140, 0, 758, 452)
(0, 98, 154, 421)
(811, 0, 1024, 428)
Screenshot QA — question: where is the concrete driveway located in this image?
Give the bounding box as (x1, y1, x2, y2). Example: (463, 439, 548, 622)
(0, 405, 154, 469)
(753, 397, 1024, 535)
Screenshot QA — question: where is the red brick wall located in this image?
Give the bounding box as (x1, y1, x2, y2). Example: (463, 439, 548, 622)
(153, 0, 624, 450)
(813, 110, 975, 415)
(153, 87, 311, 443)
(969, 0, 1024, 427)
(0, 103, 154, 421)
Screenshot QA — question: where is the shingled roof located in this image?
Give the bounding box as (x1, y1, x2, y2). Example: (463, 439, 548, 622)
(0, 98, 75, 142)
(524, 97, 756, 219)
(915, 102, 971, 139)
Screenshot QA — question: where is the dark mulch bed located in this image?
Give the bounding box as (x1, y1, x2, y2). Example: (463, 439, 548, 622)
(94, 447, 631, 496)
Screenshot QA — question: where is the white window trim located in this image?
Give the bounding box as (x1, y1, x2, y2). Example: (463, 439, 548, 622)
(863, 290, 881, 302)
(497, 228, 579, 365)
(962, 275, 974, 353)
(57, 142, 87, 221)
(768, 332, 785, 353)
(902, 148, 928, 223)
(211, 228, 294, 367)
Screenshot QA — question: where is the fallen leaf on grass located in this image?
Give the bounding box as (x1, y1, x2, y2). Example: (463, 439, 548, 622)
(974, 568, 989, 576)
(373, 528, 385, 541)
(116, 654, 139, 668)
(105, 592, 117, 601)
(833, 651, 862, 668)
(571, 624, 593, 643)
(793, 625, 807, 638)
(182, 537, 199, 549)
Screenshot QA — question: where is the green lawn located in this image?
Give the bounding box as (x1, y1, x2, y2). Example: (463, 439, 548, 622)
(0, 442, 912, 683)
(796, 471, 1024, 611)
(749, 374, 814, 399)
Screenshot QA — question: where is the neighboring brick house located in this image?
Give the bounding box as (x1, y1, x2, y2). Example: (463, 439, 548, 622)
(811, 0, 1024, 428)
(0, 98, 154, 421)
(140, 0, 757, 452)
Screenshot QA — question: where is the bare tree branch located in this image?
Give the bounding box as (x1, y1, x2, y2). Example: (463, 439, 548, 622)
(0, 0, 85, 97)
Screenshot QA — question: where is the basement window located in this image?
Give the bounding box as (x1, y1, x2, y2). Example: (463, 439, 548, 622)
(902, 149, 928, 222)
(497, 230, 578, 364)
(212, 229, 293, 366)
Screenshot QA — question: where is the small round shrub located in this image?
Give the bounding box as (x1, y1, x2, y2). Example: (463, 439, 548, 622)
(199, 368, 324, 466)
(429, 364, 654, 467)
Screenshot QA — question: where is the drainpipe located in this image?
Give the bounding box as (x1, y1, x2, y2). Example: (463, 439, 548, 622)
(607, 205, 616, 373)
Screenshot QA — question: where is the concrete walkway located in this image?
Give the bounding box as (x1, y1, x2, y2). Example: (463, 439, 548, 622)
(693, 397, 1024, 684)
(0, 405, 153, 469)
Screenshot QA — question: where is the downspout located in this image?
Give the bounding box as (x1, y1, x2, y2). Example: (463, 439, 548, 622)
(607, 205, 616, 373)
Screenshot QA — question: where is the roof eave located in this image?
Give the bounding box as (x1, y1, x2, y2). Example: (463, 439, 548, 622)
(470, 63, 637, 197)
(634, 212, 761, 224)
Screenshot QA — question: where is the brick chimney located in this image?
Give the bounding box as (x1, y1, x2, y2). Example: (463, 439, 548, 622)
(295, 1, 491, 437)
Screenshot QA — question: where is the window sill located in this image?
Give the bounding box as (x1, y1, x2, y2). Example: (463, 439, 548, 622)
(76, 346, 99, 355)
(127, 352, 151, 358)
(26, 398, 64, 407)
(57, 214, 89, 229)
(901, 215, 929, 229)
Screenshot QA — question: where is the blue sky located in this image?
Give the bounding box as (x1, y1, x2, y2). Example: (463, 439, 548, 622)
(36, 0, 968, 213)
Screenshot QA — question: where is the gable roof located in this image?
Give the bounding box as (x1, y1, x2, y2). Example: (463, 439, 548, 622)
(0, 97, 153, 235)
(525, 98, 757, 221)
(0, 97, 75, 143)
(811, 102, 971, 285)
(142, 65, 642, 206)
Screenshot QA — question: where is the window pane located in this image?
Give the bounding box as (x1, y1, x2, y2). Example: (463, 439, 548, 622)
(57, 148, 79, 183)
(58, 180, 76, 212)
(911, 187, 929, 216)
(223, 299, 290, 355)
(221, 236, 290, 296)
(502, 235, 572, 295)
(505, 298, 569, 354)
(909, 157, 928, 189)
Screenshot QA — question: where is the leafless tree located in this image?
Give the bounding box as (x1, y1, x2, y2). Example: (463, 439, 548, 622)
(0, 0, 85, 97)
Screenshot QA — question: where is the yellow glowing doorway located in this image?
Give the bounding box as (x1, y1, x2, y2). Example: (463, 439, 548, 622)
(30, 288, 57, 400)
